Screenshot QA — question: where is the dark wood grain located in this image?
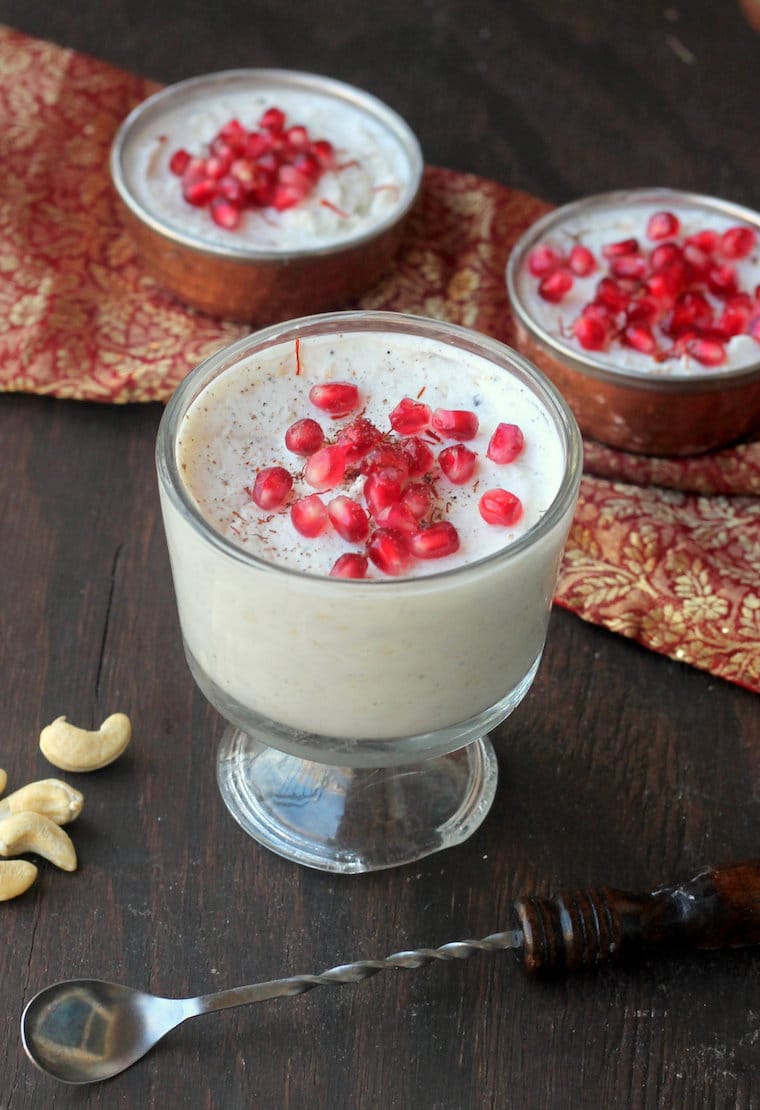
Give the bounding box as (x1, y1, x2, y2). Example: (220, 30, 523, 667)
(1, 3, 759, 1108)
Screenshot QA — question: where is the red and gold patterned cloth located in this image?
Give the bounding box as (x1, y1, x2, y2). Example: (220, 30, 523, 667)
(1, 26, 758, 692)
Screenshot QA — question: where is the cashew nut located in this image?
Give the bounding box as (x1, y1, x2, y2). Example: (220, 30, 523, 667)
(39, 713, 132, 772)
(0, 859, 38, 901)
(0, 779, 83, 826)
(0, 812, 77, 871)
(0, 769, 6, 796)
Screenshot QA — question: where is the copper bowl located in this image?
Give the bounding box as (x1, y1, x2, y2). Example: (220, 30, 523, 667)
(110, 70, 423, 322)
(506, 188, 760, 456)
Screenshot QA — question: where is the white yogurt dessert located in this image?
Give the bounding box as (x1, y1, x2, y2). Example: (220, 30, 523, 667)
(157, 313, 581, 746)
(513, 195, 760, 375)
(118, 71, 419, 253)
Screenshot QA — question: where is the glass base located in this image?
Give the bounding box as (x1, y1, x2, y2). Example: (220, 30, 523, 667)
(216, 727, 498, 873)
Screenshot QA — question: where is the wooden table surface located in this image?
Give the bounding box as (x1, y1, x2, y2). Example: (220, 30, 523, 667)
(1, 3, 758, 1107)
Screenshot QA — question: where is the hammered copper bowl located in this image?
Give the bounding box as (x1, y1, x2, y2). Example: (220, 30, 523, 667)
(506, 188, 760, 456)
(110, 70, 423, 323)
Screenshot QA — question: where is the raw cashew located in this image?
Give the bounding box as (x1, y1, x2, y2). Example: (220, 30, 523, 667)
(0, 812, 77, 871)
(40, 713, 132, 772)
(0, 779, 83, 826)
(0, 769, 6, 796)
(0, 859, 38, 901)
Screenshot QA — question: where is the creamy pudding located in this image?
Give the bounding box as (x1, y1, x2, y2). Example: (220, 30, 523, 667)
(157, 313, 581, 744)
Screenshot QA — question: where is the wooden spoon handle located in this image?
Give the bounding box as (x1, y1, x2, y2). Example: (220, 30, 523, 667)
(512, 861, 760, 974)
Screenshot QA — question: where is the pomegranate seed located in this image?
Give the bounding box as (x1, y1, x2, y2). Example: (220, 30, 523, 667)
(479, 489, 523, 527)
(210, 197, 241, 230)
(567, 245, 596, 277)
(169, 149, 190, 175)
(438, 444, 477, 484)
(329, 553, 368, 579)
(335, 417, 383, 464)
(304, 445, 347, 490)
(721, 226, 756, 260)
(686, 337, 727, 367)
(364, 470, 403, 517)
(594, 277, 630, 313)
(610, 254, 648, 280)
(716, 301, 752, 337)
(259, 107, 286, 131)
(409, 522, 460, 560)
(366, 528, 413, 577)
(623, 324, 657, 355)
(388, 397, 432, 435)
(538, 268, 573, 303)
(487, 423, 525, 464)
(285, 124, 309, 149)
(205, 154, 232, 180)
(291, 494, 328, 537)
(273, 184, 305, 211)
(708, 263, 739, 298)
(649, 242, 683, 271)
(401, 481, 434, 519)
(360, 444, 410, 481)
(327, 496, 370, 542)
(647, 262, 688, 302)
(646, 211, 680, 241)
(309, 381, 360, 417)
(687, 229, 720, 254)
(284, 417, 324, 456)
(312, 139, 335, 167)
(219, 118, 246, 142)
(683, 242, 711, 276)
(375, 502, 419, 535)
(251, 466, 293, 510)
(528, 245, 565, 276)
(182, 176, 217, 206)
(572, 313, 608, 350)
(748, 316, 760, 343)
(399, 436, 435, 478)
(626, 295, 660, 325)
(666, 291, 714, 335)
(431, 408, 479, 441)
(217, 175, 246, 205)
(602, 238, 639, 259)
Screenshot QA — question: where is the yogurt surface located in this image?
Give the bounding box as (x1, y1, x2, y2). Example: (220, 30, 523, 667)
(516, 200, 760, 375)
(124, 83, 415, 252)
(176, 331, 566, 579)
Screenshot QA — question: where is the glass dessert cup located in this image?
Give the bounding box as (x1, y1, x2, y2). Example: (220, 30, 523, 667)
(156, 312, 582, 873)
(506, 188, 760, 456)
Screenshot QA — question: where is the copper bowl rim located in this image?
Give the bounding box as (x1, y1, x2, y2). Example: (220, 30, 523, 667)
(505, 186, 760, 394)
(110, 68, 424, 264)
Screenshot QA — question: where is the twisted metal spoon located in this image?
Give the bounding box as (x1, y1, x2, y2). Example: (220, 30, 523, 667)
(22, 861, 760, 1085)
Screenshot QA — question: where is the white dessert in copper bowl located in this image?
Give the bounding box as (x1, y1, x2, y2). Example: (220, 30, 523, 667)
(507, 188, 760, 455)
(111, 71, 423, 321)
(156, 311, 582, 871)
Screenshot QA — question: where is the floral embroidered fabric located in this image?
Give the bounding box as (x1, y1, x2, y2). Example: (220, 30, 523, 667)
(1, 25, 757, 692)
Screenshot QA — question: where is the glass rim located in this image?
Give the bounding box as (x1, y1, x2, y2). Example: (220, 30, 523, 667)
(156, 310, 583, 589)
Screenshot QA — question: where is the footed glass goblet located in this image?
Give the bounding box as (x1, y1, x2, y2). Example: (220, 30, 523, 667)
(156, 311, 582, 873)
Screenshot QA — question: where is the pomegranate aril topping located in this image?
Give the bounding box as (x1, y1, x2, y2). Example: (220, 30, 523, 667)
(486, 422, 525, 464)
(721, 226, 756, 260)
(748, 316, 760, 343)
(251, 466, 293, 510)
(259, 106, 286, 131)
(610, 254, 647, 280)
(538, 268, 573, 303)
(666, 291, 714, 335)
(182, 177, 217, 206)
(284, 417, 324, 456)
(360, 444, 410, 481)
(401, 481, 434, 519)
(399, 436, 435, 478)
(479, 489, 523, 527)
(291, 494, 328, 538)
(594, 277, 630, 313)
(650, 242, 683, 271)
(304, 445, 347, 491)
(687, 337, 727, 367)
(210, 197, 242, 230)
(335, 417, 383, 463)
(568, 245, 596, 277)
(602, 238, 639, 259)
(646, 211, 681, 241)
(312, 139, 335, 168)
(366, 528, 413, 577)
(431, 408, 479, 441)
(327, 496, 370, 542)
(438, 444, 477, 484)
(528, 245, 565, 276)
(364, 470, 404, 517)
(623, 324, 657, 355)
(573, 313, 608, 350)
(169, 149, 191, 175)
(388, 397, 432, 435)
(375, 502, 419, 535)
(687, 229, 720, 254)
(329, 553, 368, 579)
(716, 302, 751, 338)
(308, 381, 360, 417)
(409, 522, 460, 560)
